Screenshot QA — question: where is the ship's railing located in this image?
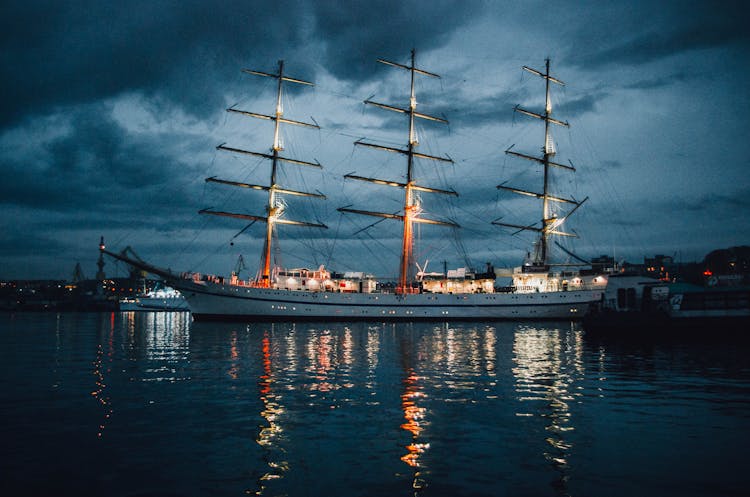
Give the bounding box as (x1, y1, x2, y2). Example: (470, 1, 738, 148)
(180, 272, 228, 285)
(395, 287, 421, 295)
(510, 279, 607, 294)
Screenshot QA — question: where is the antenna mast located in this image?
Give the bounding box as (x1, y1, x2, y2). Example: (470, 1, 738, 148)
(339, 49, 457, 294)
(494, 59, 586, 267)
(201, 60, 326, 288)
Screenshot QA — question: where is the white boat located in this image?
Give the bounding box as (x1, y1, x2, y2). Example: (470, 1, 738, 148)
(103, 53, 606, 321)
(119, 284, 188, 312)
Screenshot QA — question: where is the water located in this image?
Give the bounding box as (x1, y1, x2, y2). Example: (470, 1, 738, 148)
(1, 312, 749, 497)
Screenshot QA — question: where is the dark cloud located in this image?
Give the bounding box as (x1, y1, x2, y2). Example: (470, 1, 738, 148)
(1, 0, 480, 129)
(446, 91, 523, 129)
(624, 72, 692, 90)
(0, 103, 202, 214)
(434, 82, 604, 132)
(0, 231, 67, 258)
(0, 0, 314, 127)
(587, 159, 624, 173)
(312, 0, 480, 81)
(557, 91, 608, 118)
(570, 2, 750, 69)
(1, 0, 747, 278)
(679, 188, 750, 212)
(608, 217, 646, 228)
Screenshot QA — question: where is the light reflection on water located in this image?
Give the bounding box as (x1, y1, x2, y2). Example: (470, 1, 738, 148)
(3, 313, 749, 497)
(400, 367, 429, 491)
(513, 324, 584, 494)
(91, 313, 115, 438)
(255, 331, 287, 495)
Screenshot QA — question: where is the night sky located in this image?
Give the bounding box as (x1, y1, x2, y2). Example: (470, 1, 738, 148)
(2, 0, 748, 280)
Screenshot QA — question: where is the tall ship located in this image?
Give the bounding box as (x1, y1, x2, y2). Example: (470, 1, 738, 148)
(103, 53, 606, 320)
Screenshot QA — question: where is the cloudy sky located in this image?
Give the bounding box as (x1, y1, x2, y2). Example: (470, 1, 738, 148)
(1, 0, 748, 280)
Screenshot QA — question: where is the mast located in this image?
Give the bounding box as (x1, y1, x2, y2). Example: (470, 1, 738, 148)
(493, 59, 587, 267)
(201, 60, 326, 288)
(339, 49, 457, 294)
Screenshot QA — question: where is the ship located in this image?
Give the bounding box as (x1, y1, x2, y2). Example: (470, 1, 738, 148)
(102, 52, 606, 321)
(119, 282, 188, 312)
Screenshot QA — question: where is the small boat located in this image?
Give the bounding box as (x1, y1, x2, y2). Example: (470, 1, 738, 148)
(119, 283, 188, 312)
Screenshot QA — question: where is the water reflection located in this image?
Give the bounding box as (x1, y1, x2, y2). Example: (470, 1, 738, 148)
(307, 328, 335, 393)
(122, 311, 191, 382)
(512, 323, 584, 494)
(400, 367, 429, 492)
(8, 313, 749, 497)
(184, 320, 587, 495)
(92, 313, 116, 438)
(255, 329, 287, 495)
(92, 312, 192, 438)
(228, 331, 240, 380)
(366, 326, 380, 392)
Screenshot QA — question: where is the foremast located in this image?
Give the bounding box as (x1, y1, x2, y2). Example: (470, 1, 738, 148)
(494, 59, 587, 268)
(200, 60, 326, 288)
(338, 49, 457, 294)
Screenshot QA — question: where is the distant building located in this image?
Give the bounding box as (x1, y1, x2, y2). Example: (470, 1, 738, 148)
(591, 255, 615, 273)
(702, 246, 750, 286)
(644, 254, 674, 280)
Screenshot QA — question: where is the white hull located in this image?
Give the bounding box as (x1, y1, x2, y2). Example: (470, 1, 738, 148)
(171, 279, 603, 320)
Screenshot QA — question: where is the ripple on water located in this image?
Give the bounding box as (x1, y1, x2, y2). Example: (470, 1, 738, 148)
(2, 314, 749, 497)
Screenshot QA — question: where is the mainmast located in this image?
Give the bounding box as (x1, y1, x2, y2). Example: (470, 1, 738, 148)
(339, 49, 457, 294)
(200, 60, 326, 288)
(494, 59, 587, 267)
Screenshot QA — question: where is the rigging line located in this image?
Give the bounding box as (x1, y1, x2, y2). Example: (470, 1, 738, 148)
(413, 230, 455, 262)
(297, 172, 321, 264)
(111, 150, 224, 254)
(176, 155, 263, 269)
(325, 212, 344, 268)
(352, 214, 395, 236)
(325, 230, 391, 279)
(272, 223, 281, 269)
(304, 234, 342, 266)
(313, 86, 376, 104)
(355, 222, 397, 254)
(175, 217, 212, 265)
(357, 229, 400, 275)
(575, 120, 643, 256)
(451, 226, 472, 268)
(184, 234, 240, 274)
(278, 242, 327, 268)
(291, 229, 330, 256)
(200, 154, 215, 206)
(450, 200, 495, 226)
(231, 221, 256, 241)
(173, 165, 231, 258)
